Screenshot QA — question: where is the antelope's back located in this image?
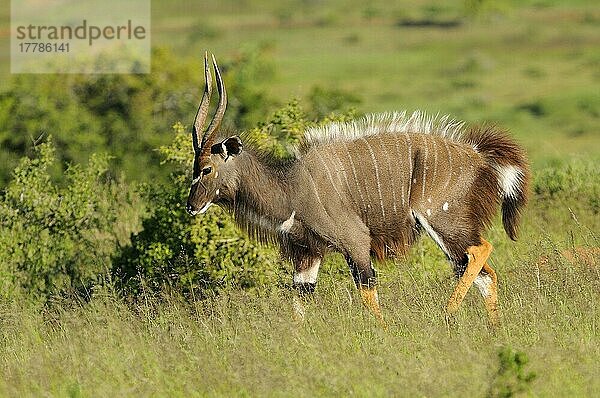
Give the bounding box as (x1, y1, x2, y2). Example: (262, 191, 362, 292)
(301, 132, 483, 225)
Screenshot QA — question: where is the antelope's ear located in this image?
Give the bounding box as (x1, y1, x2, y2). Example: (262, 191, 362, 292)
(211, 136, 243, 159)
(223, 136, 243, 156)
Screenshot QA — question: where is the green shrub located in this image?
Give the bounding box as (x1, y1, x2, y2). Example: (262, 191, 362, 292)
(221, 44, 278, 130)
(488, 346, 536, 398)
(0, 46, 278, 185)
(307, 85, 361, 120)
(0, 138, 139, 300)
(533, 159, 599, 214)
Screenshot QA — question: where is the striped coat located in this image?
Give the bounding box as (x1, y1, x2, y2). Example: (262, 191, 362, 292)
(186, 54, 529, 325)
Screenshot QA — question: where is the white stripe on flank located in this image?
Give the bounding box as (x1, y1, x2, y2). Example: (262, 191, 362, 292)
(315, 148, 346, 204)
(414, 212, 449, 258)
(393, 135, 406, 207)
(442, 139, 452, 190)
(303, 164, 326, 211)
(378, 135, 398, 218)
(362, 138, 386, 219)
(332, 149, 357, 208)
(342, 141, 369, 220)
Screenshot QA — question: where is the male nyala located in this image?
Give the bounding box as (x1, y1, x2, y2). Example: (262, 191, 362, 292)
(186, 54, 529, 326)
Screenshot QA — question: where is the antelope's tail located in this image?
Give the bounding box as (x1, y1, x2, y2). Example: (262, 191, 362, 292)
(465, 125, 530, 240)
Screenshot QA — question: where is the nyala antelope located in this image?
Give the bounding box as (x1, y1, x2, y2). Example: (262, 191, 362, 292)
(186, 54, 529, 326)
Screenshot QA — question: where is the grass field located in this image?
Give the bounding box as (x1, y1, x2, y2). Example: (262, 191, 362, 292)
(1, 225, 599, 396)
(1, 0, 599, 396)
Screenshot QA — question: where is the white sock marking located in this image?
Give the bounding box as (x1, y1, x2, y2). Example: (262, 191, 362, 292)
(473, 274, 493, 297)
(342, 141, 368, 220)
(293, 258, 322, 285)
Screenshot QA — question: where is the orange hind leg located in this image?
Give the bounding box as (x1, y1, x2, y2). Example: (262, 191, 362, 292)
(479, 262, 499, 326)
(446, 238, 495, 323)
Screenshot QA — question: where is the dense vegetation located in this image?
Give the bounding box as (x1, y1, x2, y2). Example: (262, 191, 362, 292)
(0, 0, 598, 396)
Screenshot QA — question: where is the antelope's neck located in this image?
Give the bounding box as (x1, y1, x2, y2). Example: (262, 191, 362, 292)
(233, 152, 292, 223)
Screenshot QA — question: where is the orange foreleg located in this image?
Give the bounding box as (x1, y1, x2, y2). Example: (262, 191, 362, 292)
(359, 287, 387, 329)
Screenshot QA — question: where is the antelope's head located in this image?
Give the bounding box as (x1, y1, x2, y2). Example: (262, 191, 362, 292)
(186, 53, 243, 216)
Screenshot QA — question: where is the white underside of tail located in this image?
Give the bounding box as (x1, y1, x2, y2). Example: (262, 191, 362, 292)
(497, 165, 523, 198)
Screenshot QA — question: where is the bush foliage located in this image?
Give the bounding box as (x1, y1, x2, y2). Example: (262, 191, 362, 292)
(0, 139, 139, 299)
(0, 47, 281, 185)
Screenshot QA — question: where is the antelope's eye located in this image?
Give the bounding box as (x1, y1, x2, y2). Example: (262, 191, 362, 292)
(202, 166, 212, 176)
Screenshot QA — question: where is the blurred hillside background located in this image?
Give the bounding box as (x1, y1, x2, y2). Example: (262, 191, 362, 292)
(0, 1, 599, 396)
(0, 0, 598, 184)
